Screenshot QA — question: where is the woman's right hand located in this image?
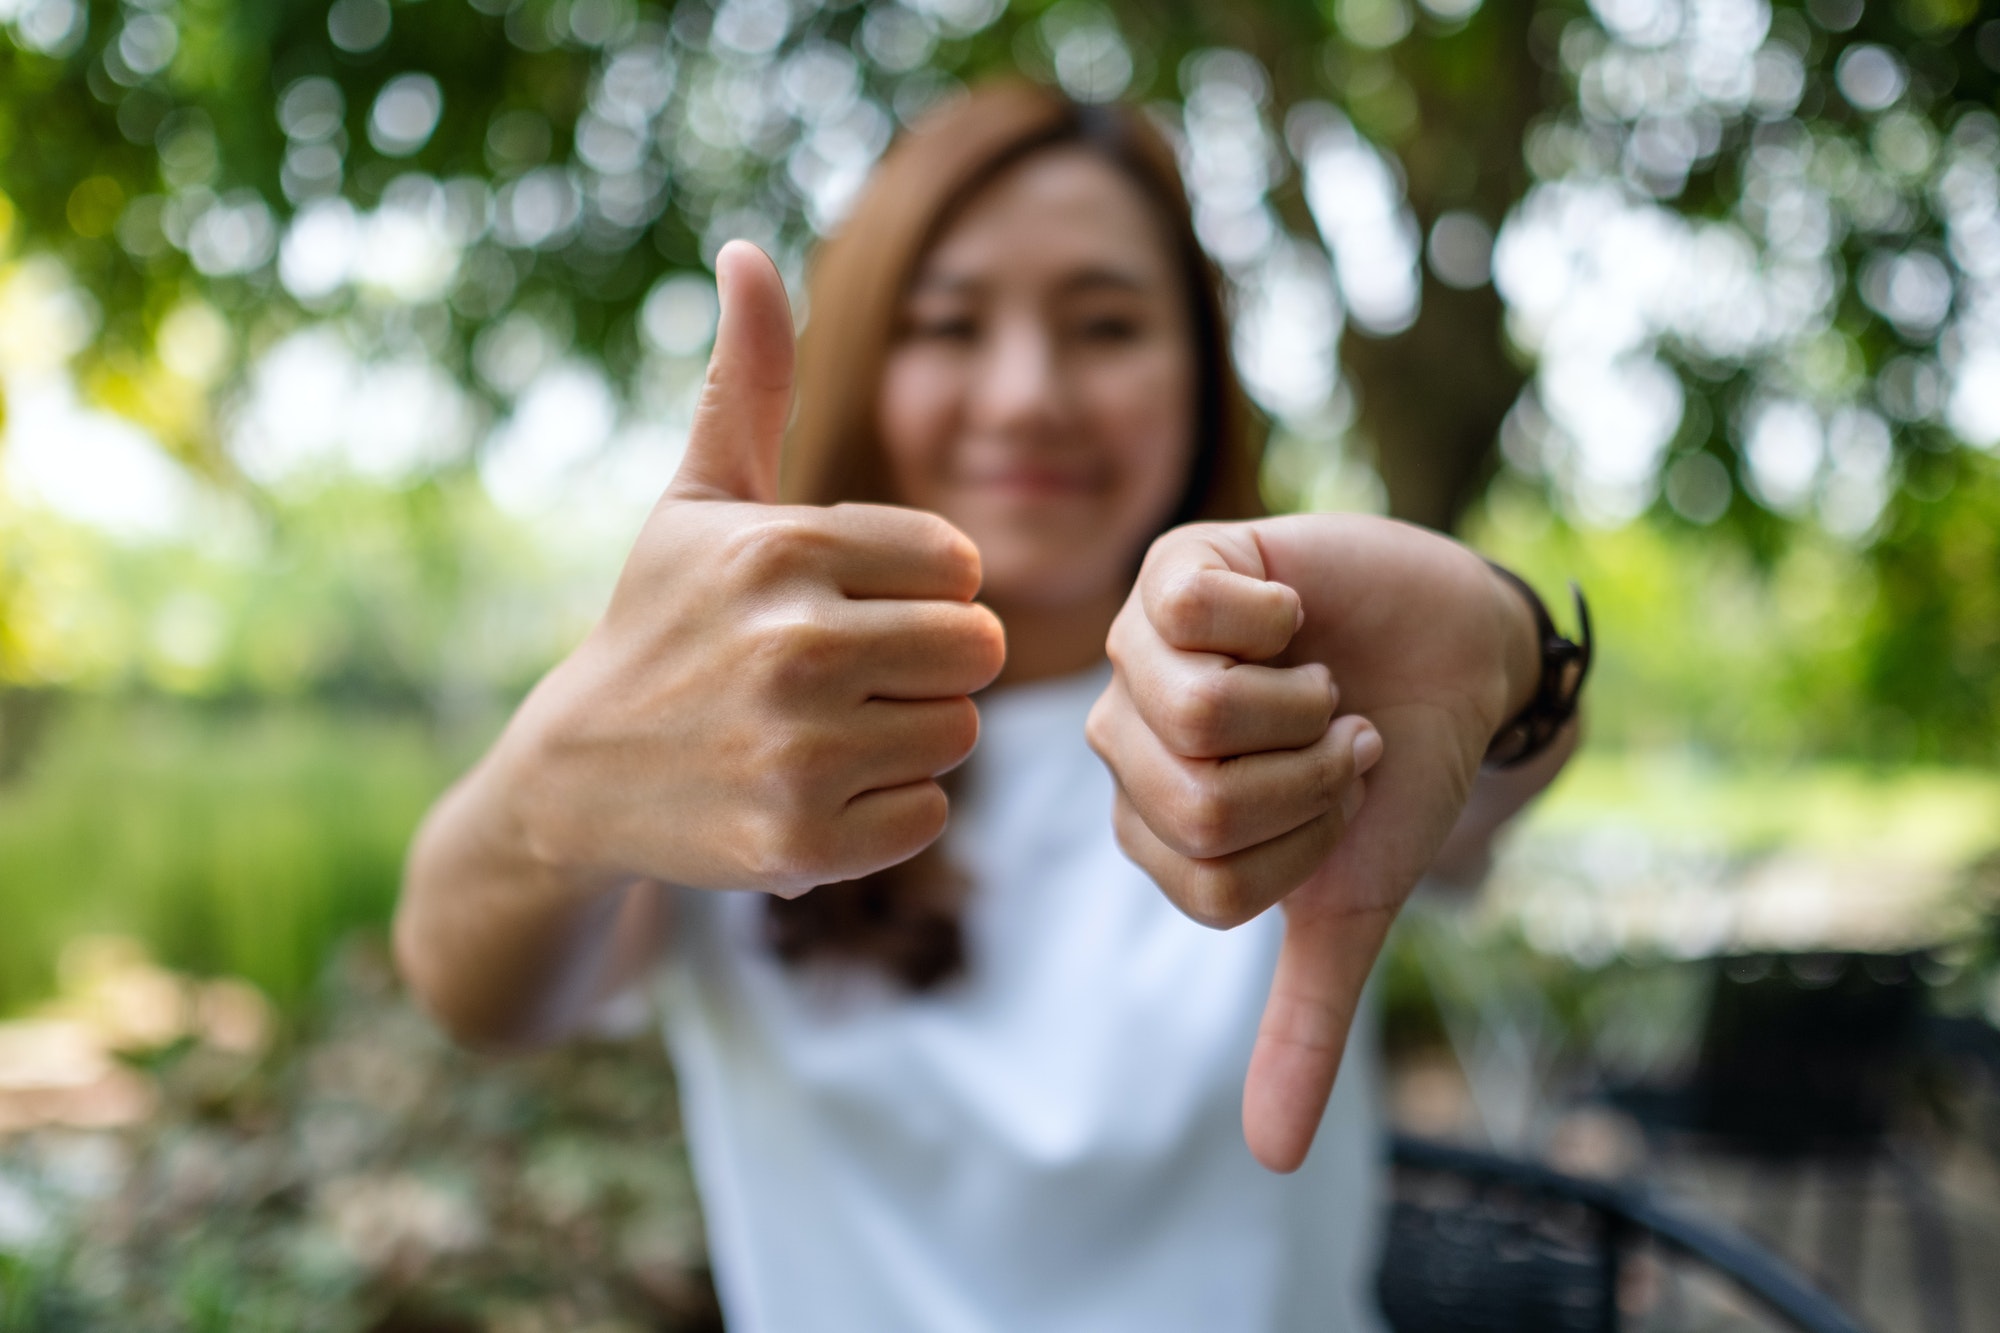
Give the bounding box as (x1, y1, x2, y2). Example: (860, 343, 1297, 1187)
(491, 241, 1006, 899)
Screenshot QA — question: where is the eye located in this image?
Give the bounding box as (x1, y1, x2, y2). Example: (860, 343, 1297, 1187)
(904, 311, 979, 343)
(1074, 314, 1141, 343)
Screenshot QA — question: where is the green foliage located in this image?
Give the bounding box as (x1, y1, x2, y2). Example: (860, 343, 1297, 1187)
(1, 0, 1995, 756)
(1493, 2, 2000, 541)
(0, 1258, 99, 1332)
(0, 700, 456, 1014)
(1860, 447, 2000, 758)
(1, 0, 1993, 507)
(0, 470, 582, 702)
(1472, 451, 2000, 762)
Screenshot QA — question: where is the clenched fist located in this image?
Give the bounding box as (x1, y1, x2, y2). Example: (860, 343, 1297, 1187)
(1090, 516, 1544, 1173)
(497, 242, 1006, 897)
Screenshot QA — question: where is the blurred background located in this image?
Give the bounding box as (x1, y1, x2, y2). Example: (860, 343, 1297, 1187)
(1, 0, 1998, 1328)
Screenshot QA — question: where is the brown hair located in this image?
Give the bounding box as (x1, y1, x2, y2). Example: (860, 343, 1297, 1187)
(763, 81, 1265, 990)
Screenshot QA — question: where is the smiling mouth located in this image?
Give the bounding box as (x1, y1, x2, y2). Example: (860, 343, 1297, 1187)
(960, 469, 1101, 498)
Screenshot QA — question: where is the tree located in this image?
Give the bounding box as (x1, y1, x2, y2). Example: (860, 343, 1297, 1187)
(2, 0, 1997, 748)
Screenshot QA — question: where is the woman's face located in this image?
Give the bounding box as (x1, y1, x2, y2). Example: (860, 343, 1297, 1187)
(878, 146, 1199, 613)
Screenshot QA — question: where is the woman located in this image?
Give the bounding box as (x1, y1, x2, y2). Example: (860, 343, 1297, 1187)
(397, 83, 1581, 1331)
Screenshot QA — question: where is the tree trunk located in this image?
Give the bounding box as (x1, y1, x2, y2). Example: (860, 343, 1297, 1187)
(1343, 280, 1523, 532)
(1336, 7, 1549, 533)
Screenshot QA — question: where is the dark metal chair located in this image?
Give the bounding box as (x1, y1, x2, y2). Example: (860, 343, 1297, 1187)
(1603, 952, 1959, 1333)
(1379, 1134, 1870, 1333)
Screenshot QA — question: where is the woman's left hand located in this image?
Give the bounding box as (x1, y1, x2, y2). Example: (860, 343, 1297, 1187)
(1086, 514, 1545, 1173)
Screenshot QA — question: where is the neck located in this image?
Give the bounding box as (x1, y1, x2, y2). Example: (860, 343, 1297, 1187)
(986, 587, 1123, 688)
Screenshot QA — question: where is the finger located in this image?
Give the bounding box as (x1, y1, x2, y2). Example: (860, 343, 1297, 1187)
(1109, 783, 1361, 932)
(842, 600, 1007, 701)
(1242, 900, 1397, 1174)
(1143, 565, 1301, 661)
(1101, 705, 1378, 862)
(774, 699, 980, 809)
(818, 504, 984, 601)
(845, 696, 983, 793)
(814, 778, 950, 888)
(1105, 617, 1338, 757)
(667, 240, 795, 505)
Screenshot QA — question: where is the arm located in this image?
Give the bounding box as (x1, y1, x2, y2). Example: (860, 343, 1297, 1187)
(394, 708, 670, 1049)
(394, 242, 1004, 1050)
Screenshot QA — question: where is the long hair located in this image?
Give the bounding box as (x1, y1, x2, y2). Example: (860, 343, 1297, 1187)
(764, 81, 1266, 990)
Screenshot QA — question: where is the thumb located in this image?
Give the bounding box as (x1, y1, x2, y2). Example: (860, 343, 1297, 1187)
(667, 240, 795, 504)
(1242, 898, 1396, 1174)
(1241, 706, 1473, 1172)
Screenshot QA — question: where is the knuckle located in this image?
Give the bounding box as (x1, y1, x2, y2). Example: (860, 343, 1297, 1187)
(1308, 663, 1339, 719)
(1103, 612, 1136, 670)
(1314, 728, 1360, 807)
(1109, 795, 1154, 866)
(726, 514, 830, 583)
(739, 807, 822, 891)
(1166, 676, 1232, 755)
(1314, 746, 1345, 811)
(1156, 573, 1213, 644)
(747, 608, 846, 693)
(758, 724, 840, 795)
(1177, 862, 1259, 930)
(1083, 696, 1117, 761)
(1168, 774, 1236, 860)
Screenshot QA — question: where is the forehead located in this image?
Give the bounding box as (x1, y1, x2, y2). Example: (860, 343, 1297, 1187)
(913, 146, 1180, 291)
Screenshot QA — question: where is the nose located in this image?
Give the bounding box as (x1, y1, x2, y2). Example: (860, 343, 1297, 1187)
(970, 313, 1069, 441)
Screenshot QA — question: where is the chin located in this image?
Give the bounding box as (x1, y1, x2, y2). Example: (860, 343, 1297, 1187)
(947, 497, 1156, 610)
(977, 545, 1132, 611)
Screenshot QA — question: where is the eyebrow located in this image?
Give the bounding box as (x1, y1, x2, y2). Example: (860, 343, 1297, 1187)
(908, 265, 1156, 299)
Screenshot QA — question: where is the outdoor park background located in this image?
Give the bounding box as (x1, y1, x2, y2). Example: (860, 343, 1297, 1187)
(1, 0, 1999, 1326)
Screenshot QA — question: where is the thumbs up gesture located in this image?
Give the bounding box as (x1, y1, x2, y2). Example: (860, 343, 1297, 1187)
(1086, 515, 1544, 1173)
(504, 242, 1006, 896)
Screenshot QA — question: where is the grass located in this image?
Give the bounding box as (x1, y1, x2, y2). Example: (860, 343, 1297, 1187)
(0, 698, 463, 1016)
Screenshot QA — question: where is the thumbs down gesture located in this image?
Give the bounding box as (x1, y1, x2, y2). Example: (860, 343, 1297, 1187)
(1087, 516, 1545, 1173)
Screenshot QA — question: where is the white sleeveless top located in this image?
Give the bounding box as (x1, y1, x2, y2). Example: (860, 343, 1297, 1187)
(657, 664, 1388, 1332)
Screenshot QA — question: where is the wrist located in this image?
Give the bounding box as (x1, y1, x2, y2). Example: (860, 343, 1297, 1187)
(1487, 562, 1544, 722)
(482, 659, 622, 905)
(1480, 562, 1592, 770)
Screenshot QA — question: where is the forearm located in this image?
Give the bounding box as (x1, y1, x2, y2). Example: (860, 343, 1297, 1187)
(394, 744, 664, 1050)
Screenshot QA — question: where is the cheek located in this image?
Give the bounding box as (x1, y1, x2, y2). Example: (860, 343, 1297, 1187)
(877, 349, 961, 506)
(1083, 347, 1199, 523)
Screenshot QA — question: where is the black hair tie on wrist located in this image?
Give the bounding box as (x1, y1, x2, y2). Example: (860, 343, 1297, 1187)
(1481, 563, 1592, 770)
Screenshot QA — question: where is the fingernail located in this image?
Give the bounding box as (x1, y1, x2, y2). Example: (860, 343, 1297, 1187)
(1293, 600, 1305, 633)
(1351, 725, 1383, 775)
